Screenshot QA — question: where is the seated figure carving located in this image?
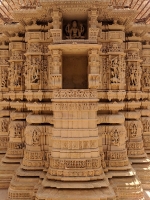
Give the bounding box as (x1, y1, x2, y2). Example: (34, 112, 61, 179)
(65, 20, 85, 39)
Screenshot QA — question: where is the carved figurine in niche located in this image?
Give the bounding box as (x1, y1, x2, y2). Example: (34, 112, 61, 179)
(32, 129, 40, 146)
(128, 63, 141, 87)
(14, 124, 22, 138)
(13, 64, 22, 87)
(65, 20, 85, 39)
(129, 123, 137, 138)
(41, 59, 48, 85)
(111, 129, 120, 146)
(1, 69, 8, 88)
(143, 120, 150, 132)
(30, 58, 40, 84)
(1, 120, 8, 132)
(142, 68, 150, 87)
(110, 57, 120, 83)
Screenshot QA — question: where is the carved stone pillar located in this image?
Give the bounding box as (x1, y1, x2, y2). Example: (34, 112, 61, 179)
(48, 49, 62, 89)
(25, 22, 47, 92)
(88, 48, 101, 89)
(88, 9, 99, 42)
(125, 35, 150, 189)
(124, 102, 145, 159)
(141, 42, 150, 94)
(50, 10, 62, 42)
(0, 102, 10, 155)
(124, 101, 150, 189)
(99, 21, 126, 94)
(0, 42, 9, 95)
(98, 103, 130, 170)
(141, 43, 150, 151)
(36, 90, 116, 200)
(98, 23, 144, 199)
(0, 42, 9, 155)
(25, 43, 43, 90)
(8, 35, 25, 95)
(107, 21, 125, 90)
(141, 102, 150, 154)
(0, 101, 16, 189)
(126, 35, 142, 95)
(4, 102, 26, 163)
(8, 102, 53, 200)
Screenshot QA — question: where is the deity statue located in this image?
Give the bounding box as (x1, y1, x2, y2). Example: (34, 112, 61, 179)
(143, 120, 150, 132)
(129, 123, 137, 138)
(110, 57, 120, 83)
(111, 129, 120, 146)
(129, 64, 138, 86)
(65, 20, 85, 39)
(13, 64, 22, 87)
(14, 124, 22, 138)
(142, 68, 150, 87)
(30, 58, 40, 84)
(32, 130, 40, 146)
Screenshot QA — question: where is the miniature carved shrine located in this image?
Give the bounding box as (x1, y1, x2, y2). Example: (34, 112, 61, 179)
(0, 0, 150, 199)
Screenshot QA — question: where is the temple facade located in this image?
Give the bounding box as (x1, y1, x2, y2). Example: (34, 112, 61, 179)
(0, 0, 150, 199)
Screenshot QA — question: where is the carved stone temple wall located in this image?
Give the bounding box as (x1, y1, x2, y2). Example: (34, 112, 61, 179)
(0, 1, 150, 200)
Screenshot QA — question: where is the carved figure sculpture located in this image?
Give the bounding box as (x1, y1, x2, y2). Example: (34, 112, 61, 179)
(110, 57, 120, 83)
(14, 124, 22, 138)
(142, 68, 150, 87)
(13, 65, 21, 87)
(1, 120, 8, 132)
(32, 130, 40, 146)
(111, 129, 120, 146)
(129, 123, 137, 138)
(143, 120, 150, 132)
(30, 58, 40, 84)
(129, 64, 138, 86)
(65, 20, 85, 39)
(1, 69, 7, 87)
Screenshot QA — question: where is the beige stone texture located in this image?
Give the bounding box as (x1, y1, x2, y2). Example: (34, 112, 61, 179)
(0, 1, 150, 200)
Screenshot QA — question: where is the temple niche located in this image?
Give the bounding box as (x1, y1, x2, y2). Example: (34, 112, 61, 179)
(0, 0, 150, 200)
(62, 55, 88, 89)
(63, 20, 87, 39)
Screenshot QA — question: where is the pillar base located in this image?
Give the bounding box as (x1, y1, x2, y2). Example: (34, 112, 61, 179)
(36, 186, 116, 200)
(110, 176, 144, 200)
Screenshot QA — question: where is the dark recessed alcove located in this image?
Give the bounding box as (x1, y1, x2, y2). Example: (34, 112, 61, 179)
(62, 55, 88, 89)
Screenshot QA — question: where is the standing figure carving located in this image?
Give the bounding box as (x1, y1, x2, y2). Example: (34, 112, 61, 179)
(30, 58, 40, 84)
(110, 57, 120, 83)
(129, 123, 137, 138)
(32, 129, 40, 146)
